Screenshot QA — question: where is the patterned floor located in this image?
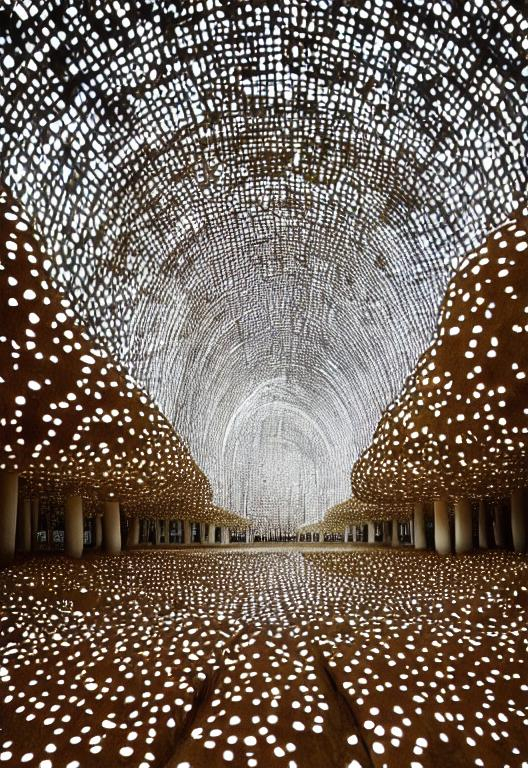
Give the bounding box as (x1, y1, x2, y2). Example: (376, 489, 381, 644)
(0, 548, 527, 768)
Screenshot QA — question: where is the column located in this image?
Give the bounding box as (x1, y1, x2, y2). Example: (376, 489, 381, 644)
(103, 500, 121, 554)
(64, 495, 84, 558)
(183, 519, 192, 545)
(154, 519, 161, 546)
(511, 488, 526, 553)
(127, 517, 140, 547)
(367, 520, 375, 543)
(0, 471, 18, 564)
(31, 496, 39, 551)
(414, 502, 427, 550)
(409, 518, 414, 545)
(144, 519, 152, 544)
(434, 498, 451, 555)
(391, 518, 399, 547)
(199, 522, 206, 544)
(494, 503, 506, 548)
(19, 497, 31, 553)
(94, 515, 103, 548)
(478, 500, 488, 549)
(454, 498, 472, 554)
(221, 526, 230, 544)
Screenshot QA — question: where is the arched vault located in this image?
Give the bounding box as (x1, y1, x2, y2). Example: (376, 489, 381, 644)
(1, 0, 527, 526)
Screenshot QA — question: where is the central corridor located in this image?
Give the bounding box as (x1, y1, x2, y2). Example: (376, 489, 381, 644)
(1, 548, 526, 768)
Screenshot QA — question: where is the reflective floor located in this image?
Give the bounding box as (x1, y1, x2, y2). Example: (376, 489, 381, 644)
(0, 548, 527, 768)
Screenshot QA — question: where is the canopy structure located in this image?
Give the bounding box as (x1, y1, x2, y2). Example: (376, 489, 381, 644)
(325, 497, 413, 528)
(296, 496, 413, 537)
(0, 187, 212, 518)
(1, 1, 527, 527)
(353, 208, 528, 505)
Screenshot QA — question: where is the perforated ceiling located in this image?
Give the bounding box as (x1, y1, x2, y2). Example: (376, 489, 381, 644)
(1, 1, 527, 529)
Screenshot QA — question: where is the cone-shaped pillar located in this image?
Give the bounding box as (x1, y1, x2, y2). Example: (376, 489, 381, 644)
(127, 517, 140, 547)
(391, 518, 399, 547)
(414, 503, 426, 550)
(454, 498, 473, 554)
(478, 500, 488, 549)
(64, 495, 84, 558)
(511, 488, 526, 553)
(19, 497, 31, 553)
(103, 500, 121, 554)
(31, 497, 39, 551)
(0, 471, 18, 564)
(434, 498, 451, 555)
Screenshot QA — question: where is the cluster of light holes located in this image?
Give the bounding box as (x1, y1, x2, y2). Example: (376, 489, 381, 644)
(1, 1, 527, 527)
(353, 209, 528, 504)
(0, 549, 527, 767)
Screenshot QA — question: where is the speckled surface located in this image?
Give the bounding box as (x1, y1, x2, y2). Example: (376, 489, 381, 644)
(0, 548, 527, 768)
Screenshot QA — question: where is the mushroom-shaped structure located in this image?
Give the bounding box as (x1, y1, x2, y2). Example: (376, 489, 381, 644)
(323, 497, 413, 528)
(352, 207, 528, 504)
(208, 505, 249, 530)
(0, 187, 211, 518)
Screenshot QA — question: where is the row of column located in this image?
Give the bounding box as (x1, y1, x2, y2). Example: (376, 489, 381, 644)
(429, 493, 527, 555)
(0, 470, 243, 564)
(342, 519, 408, 545)
(299, 521, 406, 545)
(338, 492, 527, 555)
(53, 496, 122, 558)
(148, 520, 232, 545)
(341, 496, 525, 555)
(0, 471, 123, 563)
(343, 498, 526, 555)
